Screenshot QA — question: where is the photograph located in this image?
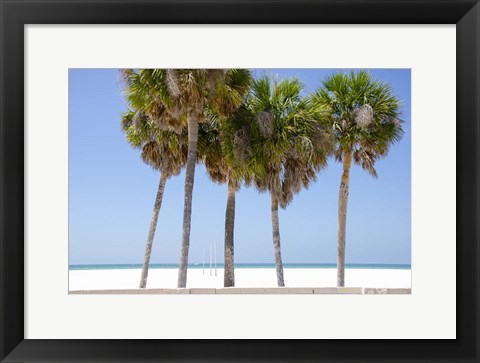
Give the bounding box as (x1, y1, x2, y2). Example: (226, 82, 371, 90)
(68, 68, 411, 294)
(2, 0, 477, 359)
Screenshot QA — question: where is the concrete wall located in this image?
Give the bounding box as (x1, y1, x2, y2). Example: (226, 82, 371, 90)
(70, 287, 411, 295)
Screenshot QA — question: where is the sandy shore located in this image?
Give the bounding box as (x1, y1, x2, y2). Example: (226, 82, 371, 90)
(69, 267, 411, 291)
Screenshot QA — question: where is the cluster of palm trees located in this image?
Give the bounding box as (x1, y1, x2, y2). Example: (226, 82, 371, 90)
(120, 69, 403, 289)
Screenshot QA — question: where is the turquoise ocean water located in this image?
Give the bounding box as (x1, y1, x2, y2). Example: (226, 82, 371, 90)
(69, 263, 411, 271)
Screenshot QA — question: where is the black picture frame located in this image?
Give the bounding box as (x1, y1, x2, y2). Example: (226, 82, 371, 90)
(1, 1, 478, 362)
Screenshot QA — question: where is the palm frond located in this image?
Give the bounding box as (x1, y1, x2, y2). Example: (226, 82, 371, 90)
(312, 70, 404, 177)
(247, 74, 333, 208)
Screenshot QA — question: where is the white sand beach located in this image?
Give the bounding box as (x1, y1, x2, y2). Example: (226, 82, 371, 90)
(69, 267, 411, 291)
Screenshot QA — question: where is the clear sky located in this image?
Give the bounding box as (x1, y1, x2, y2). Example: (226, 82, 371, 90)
(69, 69, 411, 265)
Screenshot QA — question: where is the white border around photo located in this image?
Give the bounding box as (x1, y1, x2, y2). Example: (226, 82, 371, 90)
(25, 25, 456, 339)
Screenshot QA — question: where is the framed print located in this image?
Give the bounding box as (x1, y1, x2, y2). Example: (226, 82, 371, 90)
(1, 0, 479, 362)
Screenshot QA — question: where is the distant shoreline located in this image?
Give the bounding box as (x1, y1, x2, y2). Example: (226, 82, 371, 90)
(69, 263, 411, 271)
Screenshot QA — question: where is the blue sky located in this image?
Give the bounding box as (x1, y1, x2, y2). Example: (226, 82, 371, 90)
(69, 69, 411, 265)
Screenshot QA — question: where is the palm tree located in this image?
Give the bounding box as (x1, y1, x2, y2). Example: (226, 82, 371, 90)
(198, 106, 255, 287)
(312, 70, 403, 287)
(121, 110, 187, 288)
(121, 69, 185, 288)
(174, 69, 251, 288)
(248, 75, 333, 287)
(122, 69, 251, 288)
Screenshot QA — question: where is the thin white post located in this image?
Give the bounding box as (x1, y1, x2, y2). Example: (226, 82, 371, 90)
(210, 243, 212, 276)
(203, 248, 205, 275)
(214, 242, 217, 277)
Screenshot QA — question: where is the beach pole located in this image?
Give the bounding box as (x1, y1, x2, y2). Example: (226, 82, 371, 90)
(214, 242, 217, 277)
(210, 243, 212, 276)
(203, 248, 205, 275)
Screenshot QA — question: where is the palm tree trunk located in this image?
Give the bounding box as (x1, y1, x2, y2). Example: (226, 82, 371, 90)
(337, 151, 352, 287)
(177, 113, 199, 288)
(271, 194, 285, 287)
(223, 180, 236, 287)
(139, 173, 167, 288)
